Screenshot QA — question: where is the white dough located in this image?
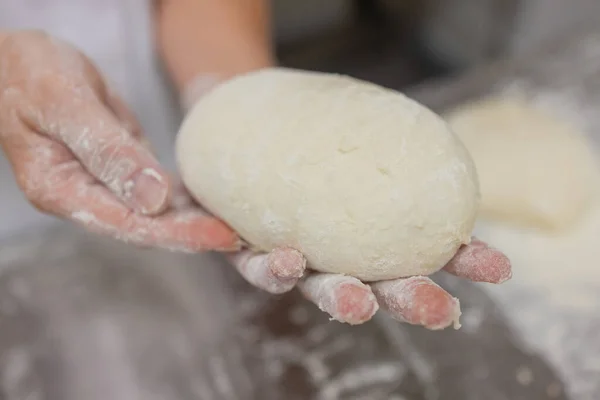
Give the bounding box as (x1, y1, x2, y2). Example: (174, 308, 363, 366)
(176, 68, 479, 281)
(445, 96, 599, 231)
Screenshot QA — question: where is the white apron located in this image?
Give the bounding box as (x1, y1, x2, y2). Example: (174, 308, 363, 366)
(0, 0, 182, 240)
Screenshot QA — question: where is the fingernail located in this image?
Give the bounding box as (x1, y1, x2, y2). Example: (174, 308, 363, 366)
(372, 277, 461, 330)
(334, 283, 379, 325)
(268, 247, 306, 281)
(127, 168, 169, 215)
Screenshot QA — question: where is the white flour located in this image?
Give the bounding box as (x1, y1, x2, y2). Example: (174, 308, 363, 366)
(475, 201, 600, 399)
(477, 201, 600, 310)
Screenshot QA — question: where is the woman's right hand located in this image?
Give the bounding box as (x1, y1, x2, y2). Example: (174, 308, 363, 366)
(0, 30, 240, 252)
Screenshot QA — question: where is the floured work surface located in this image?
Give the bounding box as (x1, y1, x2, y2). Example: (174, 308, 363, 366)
(410, 23, 600, 400)
(0, 226, 565, 400)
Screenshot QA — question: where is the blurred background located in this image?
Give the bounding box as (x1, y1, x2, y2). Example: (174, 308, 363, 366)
(274, 0, 599, 84)
(2, 1, 600, 399)
(270, 3, 600, 399)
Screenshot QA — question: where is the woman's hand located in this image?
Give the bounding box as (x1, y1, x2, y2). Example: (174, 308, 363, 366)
(229, 236, 511, 328)
(154, 0, 513, 329)
(181, 71, 512, 329)
(0, 31, 239, 252)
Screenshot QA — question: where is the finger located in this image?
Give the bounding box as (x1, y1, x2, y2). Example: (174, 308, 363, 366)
(226, 247, 306, 294)
(371, 276, 461, 330)
(73, 202, 240, 252)
(298, 273, 379, 325)
(9, 131, 239, 252)
(104, 89, 144, 140)
(104, 90, 159, 158)
(21, 85, 170, 216)
(105, 90, 185, 212)
(443, 237, 512, 284)
(64, 173, 240, 252)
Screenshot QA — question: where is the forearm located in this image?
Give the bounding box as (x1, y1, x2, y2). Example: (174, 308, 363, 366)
(154, 0, 275, 101)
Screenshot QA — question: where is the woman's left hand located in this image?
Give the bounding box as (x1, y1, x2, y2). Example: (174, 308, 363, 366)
(228, 235, 511, 328)
(179, 74, 511, 329)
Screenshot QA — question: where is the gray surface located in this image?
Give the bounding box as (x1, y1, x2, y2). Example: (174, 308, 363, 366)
(0, 226, 566, 399)
(508, 0, 600, 57)
(416, 0, 520, 68)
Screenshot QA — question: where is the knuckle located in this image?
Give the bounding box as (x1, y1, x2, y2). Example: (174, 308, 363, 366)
(0, 32, 72, 124)
(95, 147, 137, 190)
(2, 30, 71, 59)
(0, 106, 22, 142)
(90, 134, 127, 168)
(12, 156, 47, 203)
(18, 174, 51, 212)
(7, 30, 52, 43)
(17, 157, 79, 215)
(0, 30, 92, 94)
(0, 30, 45, 55)
(0, 30, 52, 70)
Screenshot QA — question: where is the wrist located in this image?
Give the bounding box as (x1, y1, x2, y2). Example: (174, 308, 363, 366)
(0, 31, 10, 47)
(155, 0, 275, 109)
(180, 74, 223, 111)
(180, 58, 275, 111)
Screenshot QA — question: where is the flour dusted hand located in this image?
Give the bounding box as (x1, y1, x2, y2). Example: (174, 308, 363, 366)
(0, 31, 238, 252)
(177, 68, 480, 281)
(176, 68, 512, 329)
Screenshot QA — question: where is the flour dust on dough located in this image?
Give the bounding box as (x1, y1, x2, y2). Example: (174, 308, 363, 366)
(445, 96, 599, 231)
(176, 68, 479, 281)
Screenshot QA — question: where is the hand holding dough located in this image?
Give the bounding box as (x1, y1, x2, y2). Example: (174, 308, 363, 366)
(176, 68, 479, 281)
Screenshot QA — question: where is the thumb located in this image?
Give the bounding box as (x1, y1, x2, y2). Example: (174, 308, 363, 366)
(23, 91, 171, 216)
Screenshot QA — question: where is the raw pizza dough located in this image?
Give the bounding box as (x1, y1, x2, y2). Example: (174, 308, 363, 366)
(176, 68, 479, 281)
(445, 96, 599, 231)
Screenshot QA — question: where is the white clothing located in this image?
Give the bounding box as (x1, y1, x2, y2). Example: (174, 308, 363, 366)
(0, 0, 182, 239)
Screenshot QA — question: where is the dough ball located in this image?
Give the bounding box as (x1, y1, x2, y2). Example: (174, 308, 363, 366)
(445, 96, 599, 231)
(176, 68, 479, 281)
